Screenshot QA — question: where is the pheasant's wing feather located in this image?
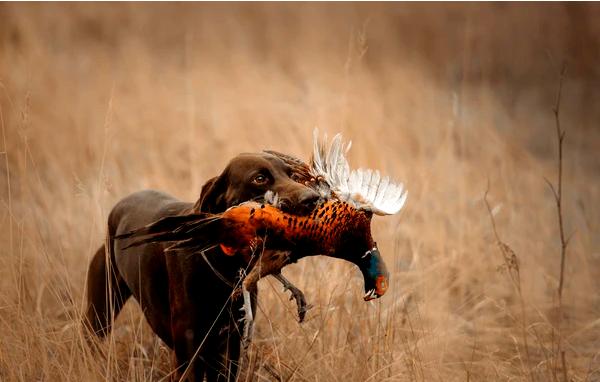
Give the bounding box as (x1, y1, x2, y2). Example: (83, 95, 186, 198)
(373, 175, 390, 207)
(309, 129, 327, 176)
(311, 129, 407, 215)
(366, 177, 407, 215)
(310, 130, 351, 192)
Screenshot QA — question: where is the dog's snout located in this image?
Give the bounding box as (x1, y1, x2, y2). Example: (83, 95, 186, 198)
(278, 189, 320, 215)
(298, 190, 320, 209)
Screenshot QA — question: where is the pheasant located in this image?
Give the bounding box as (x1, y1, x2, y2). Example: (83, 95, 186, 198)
(119, 130, 407, 346)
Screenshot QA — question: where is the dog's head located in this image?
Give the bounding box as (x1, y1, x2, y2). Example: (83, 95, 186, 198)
(194, 152, 320, 215)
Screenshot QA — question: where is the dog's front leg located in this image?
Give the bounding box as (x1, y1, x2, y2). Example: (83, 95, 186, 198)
(238, 249, 286, 349)
(240, 270, 259, 349)
(166, 254, 212, 382)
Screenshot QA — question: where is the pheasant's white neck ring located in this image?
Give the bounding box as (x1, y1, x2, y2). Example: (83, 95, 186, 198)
(362, 246, 378, 258)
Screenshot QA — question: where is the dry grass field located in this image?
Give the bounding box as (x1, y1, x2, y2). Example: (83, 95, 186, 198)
(1, 3, 599, 381)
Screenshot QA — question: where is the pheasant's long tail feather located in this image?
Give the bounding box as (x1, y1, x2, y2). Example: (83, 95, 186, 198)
(116, 213, 223, 249)
(115, 213, 208, 240)
(165, 239, 217, 254)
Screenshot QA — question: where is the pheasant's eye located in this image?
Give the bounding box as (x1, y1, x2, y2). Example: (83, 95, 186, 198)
(252, 174, 268, 185)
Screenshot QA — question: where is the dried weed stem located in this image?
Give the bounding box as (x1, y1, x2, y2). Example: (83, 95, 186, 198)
(484, 184, 533, 382)
(545, 63, 569, 382)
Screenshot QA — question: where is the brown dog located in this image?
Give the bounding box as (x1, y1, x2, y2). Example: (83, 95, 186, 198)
(84, 152, 320, 381)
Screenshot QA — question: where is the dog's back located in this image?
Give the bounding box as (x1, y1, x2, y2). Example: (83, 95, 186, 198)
(85, 190, 191, 345)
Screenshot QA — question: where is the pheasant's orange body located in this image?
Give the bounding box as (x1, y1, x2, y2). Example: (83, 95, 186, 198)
(220, 200, 373, 257)
(219, 199, 388, 301)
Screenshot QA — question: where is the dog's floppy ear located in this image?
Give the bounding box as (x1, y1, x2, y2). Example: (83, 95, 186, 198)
(193, 175, 227, 213)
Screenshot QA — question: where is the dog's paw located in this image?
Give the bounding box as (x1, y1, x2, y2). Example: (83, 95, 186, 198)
(241, 319, 254, 349)
(240, 287, 254, 348)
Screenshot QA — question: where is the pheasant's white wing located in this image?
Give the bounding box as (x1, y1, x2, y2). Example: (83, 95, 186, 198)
(311, 130, 351, 190)
(311, 129, 327, 177)
(371, 181, 408, 215)
(367, 170, 380, 202)
(345, 168, 407, 215)
(373, 175, 390, 207)
(311, 129, 407, 215)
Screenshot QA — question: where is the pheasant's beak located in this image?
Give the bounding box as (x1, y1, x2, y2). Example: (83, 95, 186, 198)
(359, 246, 389, 301)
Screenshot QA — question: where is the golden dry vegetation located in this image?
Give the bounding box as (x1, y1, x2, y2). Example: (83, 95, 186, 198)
(1, 3, 599, 381)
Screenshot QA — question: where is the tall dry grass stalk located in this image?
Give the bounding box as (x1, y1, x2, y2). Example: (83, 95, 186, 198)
(547, 63, 569, 382)
(1, 3, 599, 381)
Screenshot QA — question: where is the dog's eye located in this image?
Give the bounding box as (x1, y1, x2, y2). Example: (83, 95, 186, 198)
(252, 174, 268, 185)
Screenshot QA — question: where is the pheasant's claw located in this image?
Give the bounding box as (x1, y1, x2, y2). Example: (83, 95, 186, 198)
(273, 274, 312, 323)
(286, 285, 311, 323)
(300, 304, 314, 322)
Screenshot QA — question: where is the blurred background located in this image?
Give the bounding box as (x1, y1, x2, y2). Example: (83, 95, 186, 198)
(0, 3, 599, 381)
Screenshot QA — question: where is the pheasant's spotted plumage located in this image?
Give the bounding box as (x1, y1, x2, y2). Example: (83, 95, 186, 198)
(220, 200, 389, 298)
(221, 200, 372, 257)
(119, 198, 389, 300)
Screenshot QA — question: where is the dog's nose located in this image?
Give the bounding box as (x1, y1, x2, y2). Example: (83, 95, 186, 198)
(298, 190, 320, 210)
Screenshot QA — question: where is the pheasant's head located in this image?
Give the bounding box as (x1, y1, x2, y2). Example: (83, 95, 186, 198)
(333, 208, 389, 301)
